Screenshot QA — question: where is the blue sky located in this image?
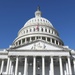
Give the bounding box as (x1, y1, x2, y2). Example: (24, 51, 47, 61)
(0, 0, 75, 49)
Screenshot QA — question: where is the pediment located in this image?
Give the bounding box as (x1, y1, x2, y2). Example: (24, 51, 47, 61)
(12, 40, 65, 51)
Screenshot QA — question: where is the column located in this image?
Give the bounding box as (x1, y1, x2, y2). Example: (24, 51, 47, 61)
(49, 59, 51, 75)
(58, 42, 59, 45)
(9, 59, 12, 74)
(33, 56, 36, 75)
(0, 59, 4, 73)
(73, 59, 75, 74)
(21, 40, 22, 45)
(30, 37, 32, 42)
(6, 57, 10, 74)
(35, 37, 37, 41)
(15, 57, 19, 75)
(59, 56, 63, 75)
(50, 38, 52, 43)
(55, 40, 56, 44)
(25, 38, 26, 43)
(24, 56, 27, 75)
(42, 56, 45, 75)
(46, 37, 47, 42)
(67, 56, 72, 75)
(51, 56, 54, 75)
(66, 61, 69, 75)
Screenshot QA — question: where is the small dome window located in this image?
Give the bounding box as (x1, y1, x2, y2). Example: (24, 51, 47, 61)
(45, 28, 47, 32)
(30, 29, 32, 32)
(49, 29, 50, 33)
(47, 37, 50, 42)
(34, 28, 35, 31)
(31, 37, 35, 41)
(16, 42, 18, 46)
(24, 31, 25, 33)
(41, 28, 43, 32)
(19, 40, 21, 45)
(26, 30, 28, 33)
(27, 37, 30, 42)
(42, 37, 46, 40)
(56, 40, 58, 45)
(52, 39, 54, 43)
(22, 38, 25, 44)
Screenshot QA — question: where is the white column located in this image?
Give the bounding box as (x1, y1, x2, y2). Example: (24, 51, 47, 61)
(9, 59, 12, 74)
(55, 40, 56, 44)
(73, 59, 75, 74)
(33, 56, 36, 75)
(0, 59, 4, 73)
(59, 56, 63, 75)
(51, 56, 54, 75)
(24, 56, 27, 75)
(25, 38, 27, 43)
(15, 57, 19, 75)
(49, 59, 51, 75)
(67, 56, 72, 75)
(46, 37, 47, 42)
(42, 56, 45, 75)
(30, 37, 32, 42)
(50, 38, 52, 43)
(66, 61, 69, 75)
(6, 57, 10, 74)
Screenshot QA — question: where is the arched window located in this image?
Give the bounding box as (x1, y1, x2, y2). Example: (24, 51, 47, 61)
(49, 29, 50, 33)
(52, 39, 54, 43)
(31, 37, 35, 41)
(34, 28, 35, 31)
(56, 40, 58, 45)
(42, 37, 46, 40)
(19, 40, 21, 45)
(22, 38, 25, 44)
(45, 28, 47, 32)
(30, 29, 32, 32)
(47, 37, 50, 42)
(24, 31, 25, 34)
(27, 37, 30, 42)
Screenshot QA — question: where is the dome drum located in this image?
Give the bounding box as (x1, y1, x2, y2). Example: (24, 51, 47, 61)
(13, 34, 64, 47)
(18, 25, 59, 37)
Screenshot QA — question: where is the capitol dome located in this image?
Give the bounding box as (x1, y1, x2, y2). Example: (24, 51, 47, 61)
(12, 7, 64, 48)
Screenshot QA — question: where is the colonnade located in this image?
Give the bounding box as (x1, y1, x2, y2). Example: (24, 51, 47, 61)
(0, 56, 73, 75)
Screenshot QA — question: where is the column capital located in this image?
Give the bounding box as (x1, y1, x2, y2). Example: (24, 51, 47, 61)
(67, 56, 70, 58)
(42, 56, 45, 58)
(33, 56, 36, 58)
(50, 56, 53, 58)
(59, 56, 63, 58)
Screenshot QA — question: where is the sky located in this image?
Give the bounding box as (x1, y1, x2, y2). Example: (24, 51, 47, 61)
(0, 0, 75, 49)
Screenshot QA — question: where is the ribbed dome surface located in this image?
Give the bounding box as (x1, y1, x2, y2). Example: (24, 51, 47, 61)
(24, 17, 53, 27)
(24, 7, 53, 27)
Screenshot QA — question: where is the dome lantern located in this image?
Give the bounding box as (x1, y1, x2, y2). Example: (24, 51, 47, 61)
(35, 6, 42, 17)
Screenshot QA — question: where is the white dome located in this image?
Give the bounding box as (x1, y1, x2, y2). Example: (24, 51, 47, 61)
(12, 7, 64, 48)
(24, 8, 53, 27)
(24, 17, 53, 27)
